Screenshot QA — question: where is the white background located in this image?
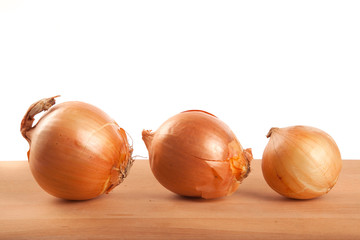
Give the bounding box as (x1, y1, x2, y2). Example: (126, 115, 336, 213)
(1, 0, 359, 161)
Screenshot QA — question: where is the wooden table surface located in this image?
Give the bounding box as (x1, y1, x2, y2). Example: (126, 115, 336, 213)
(0, 160, 359, 240)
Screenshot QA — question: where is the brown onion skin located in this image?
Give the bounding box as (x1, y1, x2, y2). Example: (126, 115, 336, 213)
(142, 110, 252, 199)
(262, 126, 342, 200)
(21, 97, 133, 200)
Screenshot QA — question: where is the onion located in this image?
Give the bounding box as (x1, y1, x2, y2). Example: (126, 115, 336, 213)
(20, 96, 133, 200)
(142, 110, 252, 199)
(262, 126, 342, 199)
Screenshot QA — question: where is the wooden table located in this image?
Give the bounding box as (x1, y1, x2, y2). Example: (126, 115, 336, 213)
(0, 160, 359, 240)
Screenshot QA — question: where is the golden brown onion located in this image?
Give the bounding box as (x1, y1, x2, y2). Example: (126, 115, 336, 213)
(21, 96, 133, 200)
(142, 110, 252, 199)
(262, 126, 342, 199)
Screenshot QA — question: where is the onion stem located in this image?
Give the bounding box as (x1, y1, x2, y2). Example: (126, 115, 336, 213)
(20, 95, 60, 143)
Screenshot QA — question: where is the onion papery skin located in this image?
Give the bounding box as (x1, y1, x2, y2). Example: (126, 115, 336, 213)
(142, 110, 252, 199)
(21, 97, 133, 200)
(262, 126, 342, 200)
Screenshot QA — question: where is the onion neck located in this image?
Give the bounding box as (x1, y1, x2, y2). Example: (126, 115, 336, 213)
(266, 127, 279, 138)
(142, 129, 154, 151)
(20, 95, 60, 144)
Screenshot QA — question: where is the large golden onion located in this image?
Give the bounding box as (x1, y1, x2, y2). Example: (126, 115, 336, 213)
(21, 96, 133, 200)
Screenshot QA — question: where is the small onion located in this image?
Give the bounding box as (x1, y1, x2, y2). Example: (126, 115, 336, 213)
(262, 126, 342, 199)
(20, 96, 133, 200)
(142, 110, 252, 199)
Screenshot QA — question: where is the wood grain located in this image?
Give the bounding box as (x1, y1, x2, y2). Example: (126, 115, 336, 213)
(0, 160, 359, 240)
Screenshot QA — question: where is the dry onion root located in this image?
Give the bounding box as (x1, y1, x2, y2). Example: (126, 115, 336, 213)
(262, 126, 342, 199)
(21, 96, 133, 200)
(142, 110, 253, 199)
